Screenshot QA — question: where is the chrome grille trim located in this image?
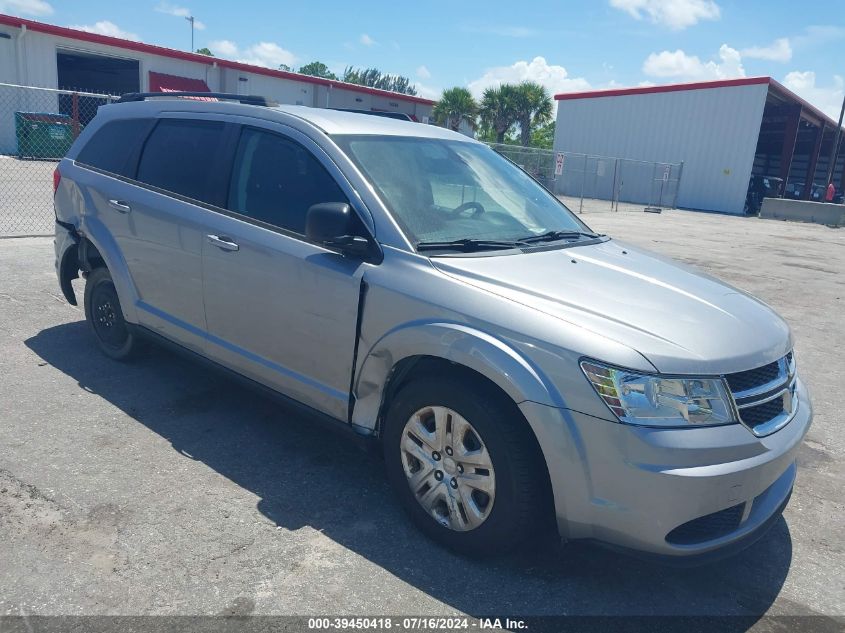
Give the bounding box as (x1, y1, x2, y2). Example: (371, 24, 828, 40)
(724, 352, 797, 437)
(735, 382, 793, 409)
(730, 355, 793, 400)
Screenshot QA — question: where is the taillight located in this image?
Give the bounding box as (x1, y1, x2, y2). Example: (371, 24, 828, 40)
(53, 167, 61, 195)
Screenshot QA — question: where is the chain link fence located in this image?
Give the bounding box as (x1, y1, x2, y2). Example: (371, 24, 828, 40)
(1, 83, 116, 237)
(0, 84, 687, 237)
(488, 142, 684, 213)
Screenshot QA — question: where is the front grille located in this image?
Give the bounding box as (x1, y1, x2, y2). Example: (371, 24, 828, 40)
(739, 397, 785, 427)
(725, 360, 780, 393)
(724, 352, 794, 435)
(666, 503, 745, 545)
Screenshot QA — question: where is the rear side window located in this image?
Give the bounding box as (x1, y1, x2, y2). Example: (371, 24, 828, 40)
(137, 119, 226, 205)
(76, 118, 152, 177)
(227, 127, 348, 234)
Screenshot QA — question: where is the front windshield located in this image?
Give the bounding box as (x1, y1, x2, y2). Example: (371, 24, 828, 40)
(334, 135, 592, 248)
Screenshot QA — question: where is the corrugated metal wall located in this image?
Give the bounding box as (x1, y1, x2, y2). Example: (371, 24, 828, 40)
(554, 83, 770, 214)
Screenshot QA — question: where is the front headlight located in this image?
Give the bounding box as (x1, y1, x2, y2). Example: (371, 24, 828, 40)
(580, 360, 737, 427)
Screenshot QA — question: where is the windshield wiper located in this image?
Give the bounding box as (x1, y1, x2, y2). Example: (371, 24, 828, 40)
(415, 238, 527, 253)
(518, 230, 602, 244)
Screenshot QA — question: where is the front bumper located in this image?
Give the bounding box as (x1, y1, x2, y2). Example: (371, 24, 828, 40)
(520, 376, 812, 559)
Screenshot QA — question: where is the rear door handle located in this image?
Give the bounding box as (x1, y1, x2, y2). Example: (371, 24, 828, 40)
(107, 199, 131, 214)
(207, 234, 239, 252)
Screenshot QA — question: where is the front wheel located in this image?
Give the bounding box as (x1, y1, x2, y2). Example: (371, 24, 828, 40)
(383, 376, 549, 557)
(83, 267, 138, 361)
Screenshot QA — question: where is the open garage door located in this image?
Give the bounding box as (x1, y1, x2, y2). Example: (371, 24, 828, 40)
(56, 50, 140, 125)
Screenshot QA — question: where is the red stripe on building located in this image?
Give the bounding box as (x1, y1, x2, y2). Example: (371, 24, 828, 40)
(0, 14, 436, 106)
(554, 77, 772, 101)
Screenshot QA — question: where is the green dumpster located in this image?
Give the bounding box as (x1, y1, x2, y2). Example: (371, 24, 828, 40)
(15, 112, 76, 159)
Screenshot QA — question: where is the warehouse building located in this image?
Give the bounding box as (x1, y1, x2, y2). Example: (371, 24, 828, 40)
(0, 14, 435, 154)
(554, 77, 845, 214)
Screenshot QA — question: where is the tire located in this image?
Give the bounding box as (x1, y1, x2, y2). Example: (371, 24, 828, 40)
(83, 267, 138, 361)
(383, 374, 549, 557)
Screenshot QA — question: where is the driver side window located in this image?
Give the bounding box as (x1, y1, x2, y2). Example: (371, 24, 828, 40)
(227, 128, 348, 235)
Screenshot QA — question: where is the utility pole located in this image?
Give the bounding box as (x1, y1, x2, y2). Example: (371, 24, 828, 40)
(825, 92, 845, 186)
(185, 15, 195, 52)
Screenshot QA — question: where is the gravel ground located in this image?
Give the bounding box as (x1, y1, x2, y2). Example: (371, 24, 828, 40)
(0, 209, 843, 629)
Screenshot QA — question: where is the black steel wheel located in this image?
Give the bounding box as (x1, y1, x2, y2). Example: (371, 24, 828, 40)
(83, 267, 138, 361)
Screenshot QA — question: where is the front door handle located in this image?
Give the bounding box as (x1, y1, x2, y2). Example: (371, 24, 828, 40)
(207, 234, 240, 252)
(107, 199, 131, 214)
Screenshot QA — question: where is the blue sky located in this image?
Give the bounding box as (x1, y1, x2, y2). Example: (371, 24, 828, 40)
(3, 0, 844, 118)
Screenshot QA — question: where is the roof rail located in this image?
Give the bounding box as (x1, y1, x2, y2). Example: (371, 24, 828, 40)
(330, 108, 414, 122)
(116, 92, 278, 107)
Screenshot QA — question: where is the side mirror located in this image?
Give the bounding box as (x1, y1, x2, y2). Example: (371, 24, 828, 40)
(306, 202, 371, 257)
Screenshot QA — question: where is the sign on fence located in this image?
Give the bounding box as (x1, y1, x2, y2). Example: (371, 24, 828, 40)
(554, 152, 564, 176)
(662, 165, 671, 181)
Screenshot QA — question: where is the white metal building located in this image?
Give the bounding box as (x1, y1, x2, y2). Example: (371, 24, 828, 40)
(554, 78, 845, 214)
(0, 14, 434, 153)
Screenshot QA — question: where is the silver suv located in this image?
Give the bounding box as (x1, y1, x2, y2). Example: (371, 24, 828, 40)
(54, 93, 812, 561)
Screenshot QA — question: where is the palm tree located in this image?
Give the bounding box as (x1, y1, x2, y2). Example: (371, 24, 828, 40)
(479, 85, 518, 144)
(513, 81, 553, 147)
(433, 87, 478, 132)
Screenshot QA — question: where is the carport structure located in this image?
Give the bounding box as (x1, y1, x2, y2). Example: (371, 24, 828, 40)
(753, 78, 845, 201)
(554, 76, 845, 214)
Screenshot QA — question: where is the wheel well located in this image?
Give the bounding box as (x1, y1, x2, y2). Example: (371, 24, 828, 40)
(79, 237, 106, 272)
(376, 356, 518, 434)
(375, 355, 556, 527)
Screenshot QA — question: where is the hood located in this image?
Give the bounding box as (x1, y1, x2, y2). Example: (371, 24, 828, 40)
(430, 239, 792, 375)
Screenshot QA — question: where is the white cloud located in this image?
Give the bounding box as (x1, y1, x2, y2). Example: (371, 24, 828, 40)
(782, 71, 845, 121)
(416, 65, 431, 80)
(467, 56, 591, 101)
(642, 44, 744, 80)
(0, 0, 53, 16)
(208, 39, 296, 69)
(69, 21, 141, 42)
(208, 39, 237, 57)
(155, 3, 206, 30)
(359, 33, 377, 46)
(610, 0, 720, 30)
(741, 37, 791, 62)
(414, 82, 441, 101)
(239, 42, 296, 68)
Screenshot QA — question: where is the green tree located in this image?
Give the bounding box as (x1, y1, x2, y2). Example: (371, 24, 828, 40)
(298, 61, 338, 80)
(432, 87, 478, 132)
(342, 66, 418, 96)
(479, 84, 518, 144)
(195, 47, 213, 56)
(531, 121, 555, 149)
(475, 124, 518, 145)
(278, 64, 291, 72)
(513, 81, 553, 147)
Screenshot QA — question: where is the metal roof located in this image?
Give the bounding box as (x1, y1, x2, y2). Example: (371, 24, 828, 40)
(0, 13, 436, 106)
(555, 77, 842, 131)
